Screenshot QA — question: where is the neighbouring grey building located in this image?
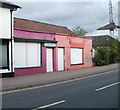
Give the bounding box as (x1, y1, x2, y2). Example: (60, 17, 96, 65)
(88, 35, 115, 46)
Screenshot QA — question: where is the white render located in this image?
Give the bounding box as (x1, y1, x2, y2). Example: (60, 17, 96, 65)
(86, 30, 118, 39)
(0, 2, 20, 75)
(0, 7, 11, 39)
(0, 7, 12, 74)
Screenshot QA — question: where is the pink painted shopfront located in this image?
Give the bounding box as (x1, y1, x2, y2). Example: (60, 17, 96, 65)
(55, 34, 92, 71)
(14, 18, 92, 76)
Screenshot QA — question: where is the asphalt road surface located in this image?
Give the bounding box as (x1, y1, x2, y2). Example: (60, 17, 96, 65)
(2, 70, 119, 109)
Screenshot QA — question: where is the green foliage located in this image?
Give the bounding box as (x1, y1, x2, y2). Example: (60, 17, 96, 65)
(93, 39, 120, 66)
(72, 26, 88, 36)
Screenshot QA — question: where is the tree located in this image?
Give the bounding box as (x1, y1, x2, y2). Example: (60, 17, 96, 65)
(72, 26, 88, 36)
(93, 39, 120, 66)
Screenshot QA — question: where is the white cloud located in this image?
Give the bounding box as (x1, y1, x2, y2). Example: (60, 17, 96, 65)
(12, 1, 119, 35)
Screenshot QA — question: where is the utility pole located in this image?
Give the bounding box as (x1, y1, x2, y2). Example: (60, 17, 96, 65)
(97, 0, 120, 37)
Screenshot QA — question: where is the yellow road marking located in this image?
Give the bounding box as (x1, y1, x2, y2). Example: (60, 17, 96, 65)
(1, 69, 118, 95)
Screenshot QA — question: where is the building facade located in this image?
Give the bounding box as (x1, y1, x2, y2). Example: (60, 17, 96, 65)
(88, 35, 115, 46)
(14, 18, 92, 76)
(55, 34, 92, 71)
(0, 1, 20, 77)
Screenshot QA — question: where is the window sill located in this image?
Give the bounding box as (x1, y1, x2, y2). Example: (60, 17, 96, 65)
(15, 66, 42, 69)
(0, 67, 8, 69)
(71, 63, 84, 66)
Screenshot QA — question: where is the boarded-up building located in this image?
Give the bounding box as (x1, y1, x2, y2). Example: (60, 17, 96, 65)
(14, 18, 92, 76)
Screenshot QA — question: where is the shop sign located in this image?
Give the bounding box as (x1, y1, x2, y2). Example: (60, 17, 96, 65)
(44, 43, 57, 47)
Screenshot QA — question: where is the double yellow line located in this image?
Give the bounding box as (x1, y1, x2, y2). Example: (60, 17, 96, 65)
(0, 69, 118, 95)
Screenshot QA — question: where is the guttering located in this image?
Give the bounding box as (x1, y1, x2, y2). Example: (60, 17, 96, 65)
(0, 1, 21, 10)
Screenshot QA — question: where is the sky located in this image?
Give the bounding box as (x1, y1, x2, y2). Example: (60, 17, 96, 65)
(8, 0, 119, 36)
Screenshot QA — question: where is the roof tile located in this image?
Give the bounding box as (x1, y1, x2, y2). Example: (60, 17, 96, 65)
(14, 18, 73, 35)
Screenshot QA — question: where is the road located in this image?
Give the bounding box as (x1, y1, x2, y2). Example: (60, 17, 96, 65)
(2, 70, 119, 109)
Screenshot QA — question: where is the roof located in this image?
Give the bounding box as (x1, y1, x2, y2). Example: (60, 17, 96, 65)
(0, 0, 21, 10)
(97, 22, 120, 31)
(86, 30, 118, 38)
(14, 18, 73, 35)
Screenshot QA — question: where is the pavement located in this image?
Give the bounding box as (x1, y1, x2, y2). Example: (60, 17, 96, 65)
(1, 63, 119, 92)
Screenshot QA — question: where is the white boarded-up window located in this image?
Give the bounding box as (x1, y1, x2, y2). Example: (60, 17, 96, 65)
(71, 48, 83, 65)
(14, 42, 41, 68)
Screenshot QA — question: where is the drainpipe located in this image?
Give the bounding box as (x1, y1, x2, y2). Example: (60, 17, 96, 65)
(10, 6, 21, 76)
(10, 9, 14, 76)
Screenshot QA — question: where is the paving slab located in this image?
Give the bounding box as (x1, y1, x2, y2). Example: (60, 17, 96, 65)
(1, 63, 119, 92)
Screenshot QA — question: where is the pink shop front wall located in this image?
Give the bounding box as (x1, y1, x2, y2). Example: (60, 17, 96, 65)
(14, 29, 55, 40)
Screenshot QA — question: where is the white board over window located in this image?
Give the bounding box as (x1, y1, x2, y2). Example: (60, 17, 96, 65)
(27, 43, 40, 67)
(14, 42, 41, 68)
(71, 48, 83, 65)
(14, 42, 27, 67)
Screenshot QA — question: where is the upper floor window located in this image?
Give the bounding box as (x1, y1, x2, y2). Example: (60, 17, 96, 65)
(0, 40, 9, 69)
